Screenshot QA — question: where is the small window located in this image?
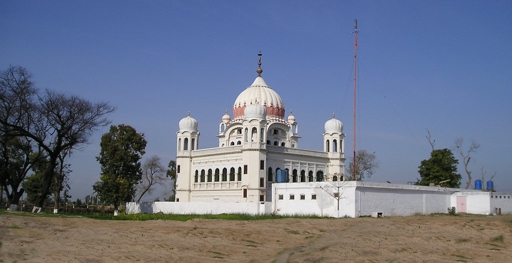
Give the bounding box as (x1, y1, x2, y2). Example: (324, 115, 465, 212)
(334, 192, 339, 198)
(244, 165, 248, 174)
(279, 194, 283, 200)
(260, 195, 264, 202)
(311, 194, 316, 200)
(290, 194, 295, 200)
(273, 129, 278, 135)
(259, 177, 264, 188)
(243, 188, 247, 198)
(177, 165, 180, 173)
(260, 160, 265, 170)
(300, 194, 305, 200)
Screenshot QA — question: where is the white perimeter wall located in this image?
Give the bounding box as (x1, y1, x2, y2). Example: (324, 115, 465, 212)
(356, 183, 451, 217)
(451, 191, 491, 215)
(126, 201, 268, 215)
(490, 192, 512, 214)
(126, 182, 512, 218)
(272, 182, 357, 218)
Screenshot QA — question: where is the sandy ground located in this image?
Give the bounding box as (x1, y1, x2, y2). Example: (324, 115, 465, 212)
(1, 213, 511, 263)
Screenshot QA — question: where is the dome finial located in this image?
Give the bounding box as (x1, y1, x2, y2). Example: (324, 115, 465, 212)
(256, 51, 263, 76)
(188, 111, 191, 116)
(332, 113, 336, 118)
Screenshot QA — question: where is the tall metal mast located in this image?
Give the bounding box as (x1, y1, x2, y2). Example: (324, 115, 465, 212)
(353, 19, 358, 180)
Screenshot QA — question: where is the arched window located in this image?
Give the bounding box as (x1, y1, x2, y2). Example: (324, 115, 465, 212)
(333, 139, 338, 152)
(285, 168, 290, 182)
(191, 138, 195, 150)
(230, 142, 235, 146)
(252, 127, 258, 142)
(292, 169, 298, 182)
(326, 139, 330, 152)
(308, 171, 313, 182)
(194, 170, 198, 183)
(237, 167, 242, 181)
(200, 169, 205, 182)
(316, 171, 324, 182)
(178, 138, 182, 151)
(267, 167, 273, 182)
(260, 128, 265, 142)
(267, 140, 271, 144)
(184, 138, 189, 150)
(300, 170, 306, 182)
(230, 167, 236, 181)
(274, 141, 278, 146)
(244, 128, 248, 142)
(281, 142, 285, 147)
(222, 168, 228, 181)
(207, 169, 213, 182)
(237, 141, 241, 145)
(214, 168, 220, 182)
(333, 175, 338, 181)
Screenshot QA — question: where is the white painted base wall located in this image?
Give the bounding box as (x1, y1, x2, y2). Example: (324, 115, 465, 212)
(126, 201, 271, 215)
(125, 182, 512, 218)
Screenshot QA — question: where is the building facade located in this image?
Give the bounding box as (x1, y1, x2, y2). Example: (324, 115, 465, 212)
(175, 58, 346, 203)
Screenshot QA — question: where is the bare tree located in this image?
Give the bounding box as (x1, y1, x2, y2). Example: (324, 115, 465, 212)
(0, 66, 115, 211)
(454, 138, 480, 189)
(479, 167, 496, 191)
(136, 155, 168, 202)
(346, 150, 379, 181)
(319, 174, 346, 211)
(426, 129, 435, 151)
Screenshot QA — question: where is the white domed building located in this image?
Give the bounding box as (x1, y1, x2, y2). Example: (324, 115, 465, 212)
(175, 56, 345, 203)
(128, 55, 512, 218)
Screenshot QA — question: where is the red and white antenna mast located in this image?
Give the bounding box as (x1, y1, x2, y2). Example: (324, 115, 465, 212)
(352, 19, 358, 180)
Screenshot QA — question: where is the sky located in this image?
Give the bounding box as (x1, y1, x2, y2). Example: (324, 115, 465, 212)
(1, 1, 511, 201)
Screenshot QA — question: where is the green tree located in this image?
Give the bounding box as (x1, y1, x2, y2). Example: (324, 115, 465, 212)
(346, 150, 379, 181)
(166, 160, 177, 201)
(93, 125, 146, 213)
(0, 136, 43, 206)
(417, 148, 461, 188)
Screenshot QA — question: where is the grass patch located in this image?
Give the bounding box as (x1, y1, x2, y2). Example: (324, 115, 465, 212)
(2, 209, 329, 221)
(10, 225, 22, 229)
(490, 235, 504, 243)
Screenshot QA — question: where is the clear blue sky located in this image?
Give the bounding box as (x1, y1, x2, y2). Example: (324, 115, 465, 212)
(2, 1, 511, 200)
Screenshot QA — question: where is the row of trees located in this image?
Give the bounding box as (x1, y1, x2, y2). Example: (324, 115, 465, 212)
(0, 66, 178, 213)
(0, 66, 115, 211)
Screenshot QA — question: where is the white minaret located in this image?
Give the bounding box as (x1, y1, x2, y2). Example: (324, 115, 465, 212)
(175, 112, 199, 202)
(323, 114, 346, 180)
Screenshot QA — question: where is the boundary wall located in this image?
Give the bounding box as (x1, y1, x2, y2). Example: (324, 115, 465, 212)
(126, 182, 512, 218)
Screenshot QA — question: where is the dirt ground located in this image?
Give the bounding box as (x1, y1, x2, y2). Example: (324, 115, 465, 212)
(1, 213, 511, 263)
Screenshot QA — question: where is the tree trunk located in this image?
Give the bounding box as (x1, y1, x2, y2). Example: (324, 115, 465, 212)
(113, 202, 119, 216)
(34, 154, 58, 210)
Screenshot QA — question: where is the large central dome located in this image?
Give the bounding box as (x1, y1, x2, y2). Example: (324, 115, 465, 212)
(233, 76, 285, 120)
